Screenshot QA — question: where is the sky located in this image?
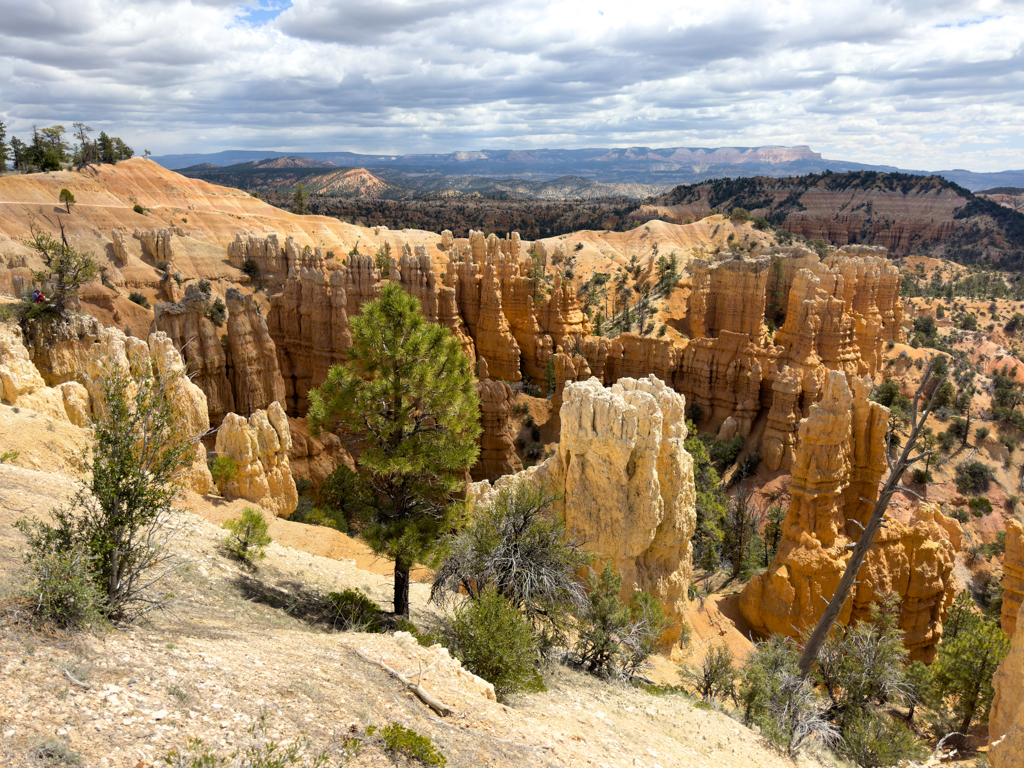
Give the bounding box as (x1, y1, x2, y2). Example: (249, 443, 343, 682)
(0, 0, 1022, 171)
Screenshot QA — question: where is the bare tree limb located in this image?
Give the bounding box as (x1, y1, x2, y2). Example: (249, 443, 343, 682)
(354, 649, 454, 716)
(797, 366, 944, 678)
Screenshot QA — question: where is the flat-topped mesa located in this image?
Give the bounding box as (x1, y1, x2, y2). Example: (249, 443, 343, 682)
(151, 284, 234, 425)
(738, 371, 961, 662)
(686, 257, 771, 341)
(224, 289, 286, 416)
(267, 266, 351, 415)
(469, 375, 696, 644)
(472, 356, 524, 483)
(1002, 519, 1024, 637)
(214, 401, 298, 518)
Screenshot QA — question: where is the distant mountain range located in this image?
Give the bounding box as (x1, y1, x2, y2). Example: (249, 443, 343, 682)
(152, 145, 1024, 193)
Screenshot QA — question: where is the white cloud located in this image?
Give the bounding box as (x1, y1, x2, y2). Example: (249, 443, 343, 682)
(0, 0, 1020, 170)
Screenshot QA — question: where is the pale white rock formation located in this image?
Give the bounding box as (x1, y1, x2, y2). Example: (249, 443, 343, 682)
(1, 324, 85, 424)
(214, 401, 298, 518)
(470, 375, 696, 642)
(1, 322, 213, 494)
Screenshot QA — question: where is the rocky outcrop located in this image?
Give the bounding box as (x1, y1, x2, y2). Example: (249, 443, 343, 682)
(472, 357, 523, 482)
(152, 284, 234, 425)
(0, 324, 82, 424)
(137, 227, 176, 263)
(22, 314, 103, 387)
(1002, 519, 1024, 637)
(739, 371, 960, 661)
(470, 375, 696, 642)
(224, 289, 286, 416)
(288, 416, 349, 491)
(214, 401, 298, 517)
(991, 624, 1024, 768)
(227, 232, 287, 279)
(474, 267, 522, 382)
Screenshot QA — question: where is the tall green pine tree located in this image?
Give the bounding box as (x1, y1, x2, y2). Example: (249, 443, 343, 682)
(308, 284, 480, 616)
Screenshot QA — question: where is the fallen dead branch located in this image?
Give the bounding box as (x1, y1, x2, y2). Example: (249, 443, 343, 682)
(354, 648, 454, 716)
(62, 668, 92, 689)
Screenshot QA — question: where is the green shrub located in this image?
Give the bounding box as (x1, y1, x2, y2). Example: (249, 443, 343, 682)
(752, 217, 770, 230)
(938, 430, 956, 451)
(242, 259, 260, 280)
(210, 456, 238, 499)
(29, 737, 82, 765)
(680, 643, 735, 703)
(222, 507, 272, 564)
(839, 711, 927, 768)
(205, 298, 226, 326)
(968, 496, 994, 516)
(15, 359, 197, 624)
(975, 426, 991, 441)
(730, 207, 750, 222)
(197, 279, 212, 294)
(163, 717, 341, 767)
(376, 723, 445, 767)
(571, 561, 668, 679)
(954, 460, 994, 495)
(738, 635, 837, 756)
(431, 482, 589, 646)
(17, 544, 104, 630)
(128, 291, 150, 309)
(448, 585, 545, 698)
(325, 588, 385, 632)
(133, 203, 145, 214)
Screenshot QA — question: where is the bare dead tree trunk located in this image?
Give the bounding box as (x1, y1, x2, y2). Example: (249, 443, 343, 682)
(797, 368, 943, 678)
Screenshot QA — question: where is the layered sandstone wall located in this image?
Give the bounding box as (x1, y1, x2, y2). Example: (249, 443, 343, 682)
(224, 289, 286, 416)
(738, 371, 960, 662)
(152, 284, 234, 425)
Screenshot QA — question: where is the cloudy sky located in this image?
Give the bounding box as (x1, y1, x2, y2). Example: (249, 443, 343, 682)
(1, 0, 1021, 170)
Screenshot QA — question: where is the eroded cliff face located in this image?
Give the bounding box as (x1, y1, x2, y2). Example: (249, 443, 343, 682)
(470, 375, 696, 642)
(152, 285, 235, 425)
(214, 401, 298, 518)
(991, 621, 1024, 768)
(1, 320, 213, 494)
(1002, 519, 1024, 637)
(738, 371, 960, 662)
(224, 288, 286, 415)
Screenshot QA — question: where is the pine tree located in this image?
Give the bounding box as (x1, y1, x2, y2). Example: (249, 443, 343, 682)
(308, 284, 480, 616)
(932, 614, 1009, 735)
(0, 119, 8, 172)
